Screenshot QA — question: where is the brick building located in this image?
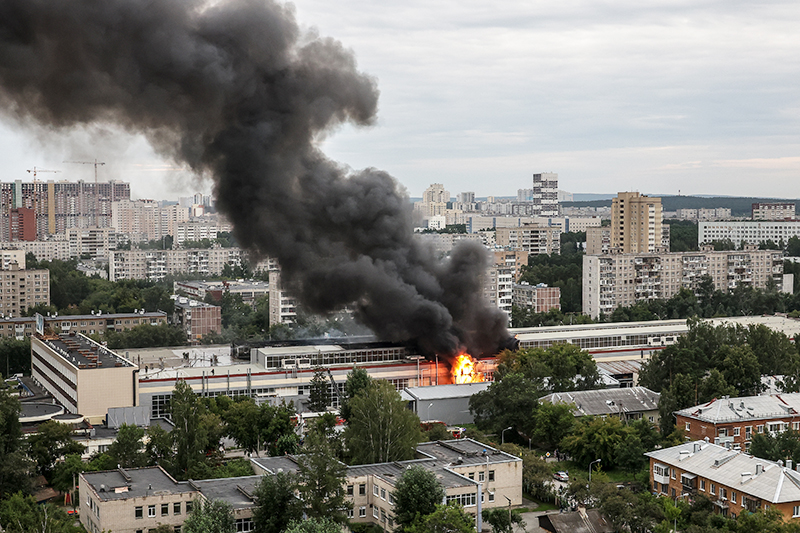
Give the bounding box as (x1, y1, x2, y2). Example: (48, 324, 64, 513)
(172, 297, 222, 341)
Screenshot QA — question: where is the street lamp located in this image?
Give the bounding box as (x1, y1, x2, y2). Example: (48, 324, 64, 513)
(501, 426, 513, 445)
(427, 402, 433, 421)
(588, 459, 602, 484)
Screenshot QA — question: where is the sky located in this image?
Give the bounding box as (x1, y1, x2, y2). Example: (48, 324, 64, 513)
(1, 0, 798, 201)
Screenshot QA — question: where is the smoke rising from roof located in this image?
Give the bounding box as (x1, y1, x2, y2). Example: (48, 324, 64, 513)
(0, 0, 508, 356)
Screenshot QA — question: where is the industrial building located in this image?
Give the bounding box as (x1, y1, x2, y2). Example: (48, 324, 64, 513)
(401, 383, 491, 425)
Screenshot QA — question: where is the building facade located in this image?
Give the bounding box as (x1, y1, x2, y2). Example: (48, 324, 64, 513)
(67, 227, 117, 260)
(512, 283, 560, 313)
(752, 203, 796, 221)
(611, 192, 663, 253)
(483, 265, 513, 317)
(173, 297, 222, 341)
(109, 247, 256, 282)
(582, 247, 785, 319)
(647, 440, 800, 520)
(532, 173, 558, 217)
(699, 220, 800, 249)
(495, 225, 560, 255)
(268, 269, 297, 325)
(0, 263, 50, 317)
(31, 333, 138, 423)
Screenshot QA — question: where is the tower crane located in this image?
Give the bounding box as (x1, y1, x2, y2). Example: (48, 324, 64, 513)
(63, 159, 106, 183)
(25, 167, 60, 239)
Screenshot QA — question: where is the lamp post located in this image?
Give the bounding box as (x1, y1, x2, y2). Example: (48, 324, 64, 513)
(589, 458, 602, 484)
(502, 426, 513, 445)
(427, 402, 433, 421)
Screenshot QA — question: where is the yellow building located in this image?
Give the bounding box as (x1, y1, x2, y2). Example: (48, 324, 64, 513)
(611, 192, 663, 253)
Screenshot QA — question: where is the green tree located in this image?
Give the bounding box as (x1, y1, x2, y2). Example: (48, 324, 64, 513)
(0, 338, 32, 377)
(145, 424, 174, 470)
(252, 471, 303, 533)
(307, 367, 329, 412)
(0, 388, 31, 497)
(344, 380, 423, 464)
(392, 466, 445, 528)
(522, 453, 553, 502)
(405, 503, 476, 533)
(482, 507, 524, 533)
(340, 367, 372, 421)
(106, 424, 147, 467)
(469, 373, 541, 436)
(0, 492, 83, 533)
(27, 420, 85, 478)
(719, 344, 762, 396)
(105, 323, 187, 349)
(284, 517, 343, 533)
(560, 416, 630, 470)
(170, 380, 208, 479)
(296, 436, 349, 523)
(51, 453, 86, 494)
(787, 236, 800, 257)
(182, 499, 235, 533)
(528, 402, 575, 450)
(614, 434, 646, 478)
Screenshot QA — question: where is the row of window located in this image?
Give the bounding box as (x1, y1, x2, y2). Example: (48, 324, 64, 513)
(135, 501, 189, 519)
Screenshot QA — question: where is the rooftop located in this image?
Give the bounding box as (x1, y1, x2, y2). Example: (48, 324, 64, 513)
(173, 297, 220, 310)
(400, 382, 491, 401)
(540, 386, 660, 417)
(191, 476, 260, 510)
(676, 393, 800, 424)
(40, 333, 136, 370)
(82, 467, 197, 502)
(647, 441, 800, 504)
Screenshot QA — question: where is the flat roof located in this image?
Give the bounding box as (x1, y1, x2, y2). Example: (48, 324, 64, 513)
(400, 383, 491, 401)
(191, 476, 260, 510)
(41, 333, 136, 369)
(82, 467, 197, 502)
(541, 387, 660, 417)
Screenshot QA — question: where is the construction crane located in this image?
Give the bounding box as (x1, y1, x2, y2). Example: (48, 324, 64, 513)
(25, 167, 60, 238)
(26, 167, 61, 180)
(64, 159, 106, 183)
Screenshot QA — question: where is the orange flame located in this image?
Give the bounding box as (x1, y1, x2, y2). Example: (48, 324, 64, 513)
(451, 353, 484, 384)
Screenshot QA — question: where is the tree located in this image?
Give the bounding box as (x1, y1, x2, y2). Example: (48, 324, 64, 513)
(344, 380, 422, 465)
(252, 471, 303, 533)
(170, 380, 208, 479)
(182, 499, 235, 533)
(51, 453, 86, 494)
(392, 466, 445, 528)
(405, 503, 476, 533)
(0, 389, 31, 498)
(284, 517, 342, 533)
(720, 344, 762, 397)
(296, 437, 349, 523)
(560, 416, 630, 470)
(469, 373, 541, 436)
(528, 402, 574, 450)
(0, 492, 83, 533)
(788, 236, 800, 257)
(307, 367, 329, 412)
(340, 367, 372, 421)
(482, 507, 524, 533)
(107, 424, 147, 467)
(522, 453, 553, 502)
(0, 338, 32, 377)
(27, 420, 85, 478)
(614, 434, 646, 478)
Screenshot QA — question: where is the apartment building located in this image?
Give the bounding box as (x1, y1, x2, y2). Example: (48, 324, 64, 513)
(0, 263, 50, 317)
(0, 249, 26, 270)
(112, 200, 193, 243)
(0, 239, 71, 261)
(586, 227, 611, 255)
(174, 219, 232, 246)
(532, 173, 558, 217)
(172, 297, 222, 340)
(0, 311, 166, 340)
(611, 192, 663, 253)
(67, 227, 116, 260)
(109, 247, 254, 282)
(699, 220, 800, 249)
(752, 203, 796, 221)
(675, 394, 800, 453)
(268, 269, 297, 325)
(8, 207, 36, 241)
(647, 440, 800, 520)
(484, 265, 513, 317)
(512, 282, 560, 313)
(582, 246, 784, 318)
(0, 179, 130, 239)
(252, 439, 522, 532)
(173, 279, 269, 308)
(675, 208, 733, 221)
(495, 225, 560, 255)
(31, 332, 138, 423)
(417, 232, 485, 255)
(493, 250, 530, 282)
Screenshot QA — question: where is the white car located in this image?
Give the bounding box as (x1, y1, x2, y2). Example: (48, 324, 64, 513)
(553, 471, 569, 482)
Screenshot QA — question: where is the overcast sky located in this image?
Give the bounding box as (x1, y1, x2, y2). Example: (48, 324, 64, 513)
(1, 0, 798, 200)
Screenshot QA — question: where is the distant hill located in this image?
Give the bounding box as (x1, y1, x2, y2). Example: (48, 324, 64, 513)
(562, 195, 800, 217)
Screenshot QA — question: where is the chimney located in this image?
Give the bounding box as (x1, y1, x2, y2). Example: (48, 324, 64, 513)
(756, 464, 763, 475)
(787, 460, 793, 470)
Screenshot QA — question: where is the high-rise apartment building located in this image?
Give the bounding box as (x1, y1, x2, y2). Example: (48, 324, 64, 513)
(582, 246, 785, 318)
(752, 203, 796, 221)
(495, 225, 560, 255)
(0, 262, 50, 317)
(483, 265, 513, 318)
(8, 208, 35, 241)
(0, 179, 130, 240)
(268, 269, 297, 325)
(512, 282, 561, 313)
(108, 247, 260, 282)
(611, 192, 663, 253)
(532, 173, 558, 217)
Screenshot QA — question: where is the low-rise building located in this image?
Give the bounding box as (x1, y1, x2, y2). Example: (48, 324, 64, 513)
(401, 383, 492, 424)
(675, 394, 800, 453)
(31, 332, 139, 424)
(0, 311, 168, 340)
(540, 386, 660, 425)
(647, 440, 800, 520)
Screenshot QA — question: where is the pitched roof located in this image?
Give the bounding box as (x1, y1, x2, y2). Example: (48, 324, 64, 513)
(676, 394, 800, 424)
(646, 441, 800, 504)
(540, 386, 660, 417)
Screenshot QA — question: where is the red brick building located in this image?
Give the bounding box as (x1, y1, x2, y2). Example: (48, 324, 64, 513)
(675, 394, 800, 453)
(173, 297, 222, 341)
(9, 208, 36, 241)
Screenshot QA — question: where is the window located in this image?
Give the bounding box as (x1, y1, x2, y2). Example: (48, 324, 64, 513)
(468, 472, 475, 480)
(793, 506, 800, 518)
(489, 492, 495, 502)
(731, 492, 736, 504)
(718, 428, 728, 437)
(174, 503, 181, 515)
(700, 480, 706, 491)
(359, 484, 366, 496)
(671, 468, 676, 480)
(186, 501, 193, 514)
(359, 506, 366, 518)
(381, 509, 387, 523)
(162, 504, 169, 516)
(488, 470, 495, 482)
(710, 484, 716, 495)
(757, 425, 765, 434)
(373, 507, 379, 519)
(479, 471, 485, 482)
(389, 492, 395, 505)
(794, 422, 800, 432)
(148, 505, 156, 518)
(373, 485, 379, 497)
(446, 493, 477, 507)
(381, 488, 386, 500)
(685, 422, 691, 431)
(347, 509, 354, 519)
(135, 507, 143, 519)
(745, 426, 752, 439)
(734, 427, 740, 437)
(347, 485, 354, 496)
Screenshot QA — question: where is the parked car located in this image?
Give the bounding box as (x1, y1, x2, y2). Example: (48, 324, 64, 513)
(553, 471, 569, 482)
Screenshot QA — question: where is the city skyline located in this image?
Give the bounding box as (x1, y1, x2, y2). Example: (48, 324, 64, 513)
(0, 1, 798, 201)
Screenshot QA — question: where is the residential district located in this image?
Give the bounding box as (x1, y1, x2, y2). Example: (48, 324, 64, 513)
(3, 172, 800, 533)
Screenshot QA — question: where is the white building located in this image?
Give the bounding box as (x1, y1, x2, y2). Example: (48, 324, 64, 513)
(268, 269, 297, 325)
(495, 225, 560, 255)
(532, 173, 558, 217)
(699, 220, 800, 248)
(109, 247, 257, 282)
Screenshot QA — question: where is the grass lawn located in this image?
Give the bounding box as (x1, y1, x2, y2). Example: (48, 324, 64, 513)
(528, 499, 559, 512)
(551, 460, 647, 484)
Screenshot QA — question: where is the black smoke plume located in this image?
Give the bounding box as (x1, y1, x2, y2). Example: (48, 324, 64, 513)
(0, 0, 508, 356)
